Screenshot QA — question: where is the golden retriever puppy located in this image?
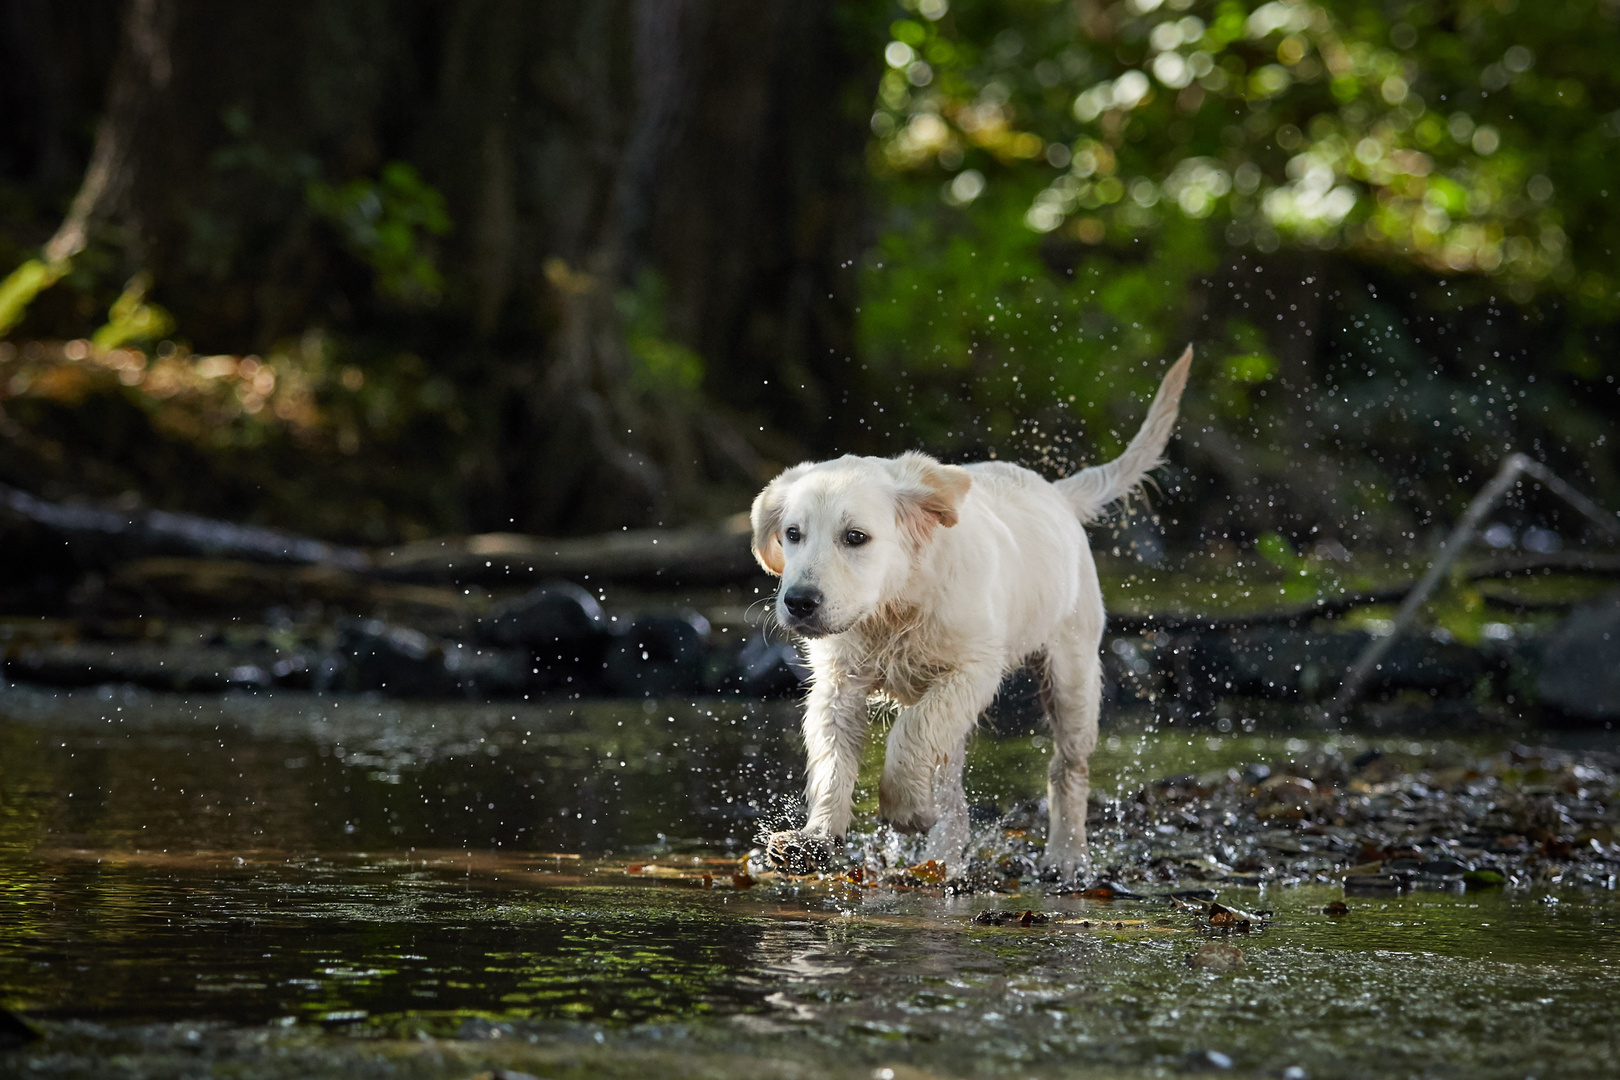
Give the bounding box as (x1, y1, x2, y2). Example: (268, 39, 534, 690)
(750, 348, 1192, 879)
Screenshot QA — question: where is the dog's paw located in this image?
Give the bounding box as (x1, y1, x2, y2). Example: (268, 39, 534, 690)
(764, 830, 840, 875)
(881, 809, 937, 835)
(878, 777, 937, 835)
(1041, 849, 1092, 886)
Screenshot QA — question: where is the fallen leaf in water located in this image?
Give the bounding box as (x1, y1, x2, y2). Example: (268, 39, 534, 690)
(846, 866, 864, 884)
(1067, 881, 1145, 900)
(700, 873, 713, 888)
(629, 863, 693, 878)
(1207, 901, 1269, 930)
(732, 872, 755, 890)
(1323, 901, 1349, 917)
(1187, 941, 1245, 970)
(907, 859, 948, 884)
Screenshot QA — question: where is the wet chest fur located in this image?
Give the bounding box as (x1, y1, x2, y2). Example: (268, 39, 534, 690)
(846, 605, 956, 707)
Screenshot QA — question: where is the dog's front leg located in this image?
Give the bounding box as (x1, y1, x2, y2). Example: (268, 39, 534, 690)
(765, 662, 871, 874)
(877, 664, 1002, 859)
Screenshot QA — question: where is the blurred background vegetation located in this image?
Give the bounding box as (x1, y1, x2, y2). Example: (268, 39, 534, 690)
(1, 0, 1616, 554)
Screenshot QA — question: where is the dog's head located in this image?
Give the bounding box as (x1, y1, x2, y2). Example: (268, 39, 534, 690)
(749, 452, 972, 637)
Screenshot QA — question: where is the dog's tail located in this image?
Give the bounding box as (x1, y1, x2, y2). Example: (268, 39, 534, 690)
(1055, 346, 1192, 523)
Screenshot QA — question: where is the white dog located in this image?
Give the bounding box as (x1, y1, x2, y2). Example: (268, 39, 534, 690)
(750, 348, 1191, 879)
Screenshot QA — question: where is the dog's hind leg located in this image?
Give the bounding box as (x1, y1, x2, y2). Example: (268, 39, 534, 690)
(1042, 619, 1103, 881)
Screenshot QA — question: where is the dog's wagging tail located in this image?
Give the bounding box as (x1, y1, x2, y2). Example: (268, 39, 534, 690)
(748, 346, 1193, 880)
(1055, 344, 1193, 522)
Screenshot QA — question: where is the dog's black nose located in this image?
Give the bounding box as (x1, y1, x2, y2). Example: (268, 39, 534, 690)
(782, 586, 823, 620)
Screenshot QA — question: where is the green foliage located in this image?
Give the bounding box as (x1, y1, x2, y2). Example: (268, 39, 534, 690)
(0, 259, 65, 339)
(305, 162, 451, 304)
(619, 272, 707, 392)
(870, 0, 1618, 306)
(852, 0, 1620, 547)
(92, 273, 175, 350)
(860, 177, 1221, 465)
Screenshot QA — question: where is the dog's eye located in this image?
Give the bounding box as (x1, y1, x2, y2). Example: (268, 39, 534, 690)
(784, 526, 802, 543)
(843, 529, 868, 547)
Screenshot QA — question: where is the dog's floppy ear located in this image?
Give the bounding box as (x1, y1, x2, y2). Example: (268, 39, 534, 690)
(749, 463, 812, 576)
(892, 452, 973, 542)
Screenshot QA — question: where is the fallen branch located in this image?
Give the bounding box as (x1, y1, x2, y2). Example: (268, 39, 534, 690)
(0, 481, 757, 587)
(370, 525, 757, 586)
(1326, 453, 1620, 719)
(1465, 550, 1620, 579)
(0, 482, 370, 570)
(1108, 586, 1412, 633)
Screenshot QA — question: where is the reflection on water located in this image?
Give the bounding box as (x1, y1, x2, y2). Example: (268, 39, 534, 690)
(0, 684, 801, 854)
(2, 683, 1619, 1079)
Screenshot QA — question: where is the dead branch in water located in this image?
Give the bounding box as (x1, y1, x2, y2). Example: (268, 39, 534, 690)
(1326, 453, 1620, 719)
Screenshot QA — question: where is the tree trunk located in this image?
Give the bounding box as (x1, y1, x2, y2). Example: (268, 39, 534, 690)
(1, 0, 870, 538)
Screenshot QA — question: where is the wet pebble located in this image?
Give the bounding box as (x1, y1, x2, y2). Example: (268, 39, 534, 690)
(1187, 942, 1245, 971)
(1183, 1048, 1235, 1070)
(1417, 858, 1471, 878)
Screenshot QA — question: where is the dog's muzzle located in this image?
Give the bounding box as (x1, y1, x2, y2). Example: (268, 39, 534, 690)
(779, 585, 830, 635)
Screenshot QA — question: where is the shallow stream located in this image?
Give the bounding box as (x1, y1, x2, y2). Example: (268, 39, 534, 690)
(2, 684, 1617, 1078)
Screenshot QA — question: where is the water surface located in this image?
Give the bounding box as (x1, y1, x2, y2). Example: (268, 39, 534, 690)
(2, 684, 1617, 1078)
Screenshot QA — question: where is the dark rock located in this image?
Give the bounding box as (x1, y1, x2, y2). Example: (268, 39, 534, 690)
(325, 619, 527, 697)
(1193, 627, 1367, 700)
(1535, 592, 1620, 721)
(478, 581, 606, 648)
(478, 581, 612, 691)
(728, 631, 809, 697)
(1181, 626, 1488, 702)
(602, 613, 711, 697)
(328, 619, 448, 696)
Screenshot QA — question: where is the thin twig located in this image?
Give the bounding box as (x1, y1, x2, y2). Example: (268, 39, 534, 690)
(1325, 452, 1620, 720)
